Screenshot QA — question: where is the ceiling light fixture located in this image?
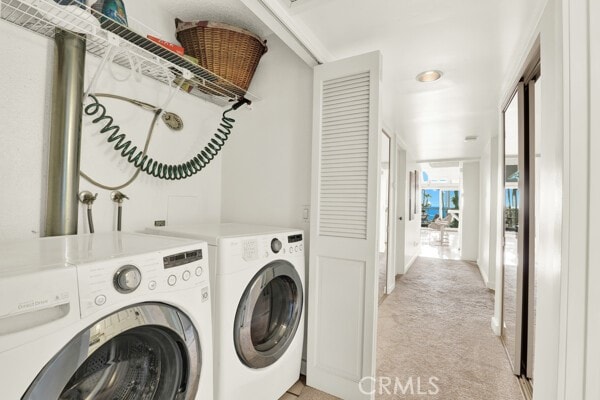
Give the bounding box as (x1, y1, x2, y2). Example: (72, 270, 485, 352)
(416, 70, 443, 82)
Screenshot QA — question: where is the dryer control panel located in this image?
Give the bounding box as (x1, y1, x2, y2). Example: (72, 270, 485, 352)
(218, 231, 305, 275)
(77, 244, 209, 318)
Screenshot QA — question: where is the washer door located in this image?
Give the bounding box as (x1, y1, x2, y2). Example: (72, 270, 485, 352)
(22, 303, 200, 400)
(234, 260, 303, 369)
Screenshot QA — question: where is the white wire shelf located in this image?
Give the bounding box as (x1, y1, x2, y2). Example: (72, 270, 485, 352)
(0, 0, 258, 106)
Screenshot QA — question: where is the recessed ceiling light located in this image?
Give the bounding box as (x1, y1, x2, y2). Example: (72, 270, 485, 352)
(416, 70, 443, 82)
(464, 135, 479, 142)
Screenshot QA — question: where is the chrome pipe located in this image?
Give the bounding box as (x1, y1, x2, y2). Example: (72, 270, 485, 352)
(44, 29, 86, 237)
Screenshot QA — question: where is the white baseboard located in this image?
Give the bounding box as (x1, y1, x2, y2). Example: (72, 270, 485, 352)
(478, 266, 489, 287)
(491, 316, 501, 336)
(404, 253, 418, 273)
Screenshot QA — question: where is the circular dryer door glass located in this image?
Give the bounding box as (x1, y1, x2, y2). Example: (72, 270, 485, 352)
(234, 260, 303, 369)
(59, 326, 181, 400)
(23, 304, 201, 400)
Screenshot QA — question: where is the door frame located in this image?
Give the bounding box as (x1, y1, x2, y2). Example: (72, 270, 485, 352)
(381, 128, 396, 295)
(392, 140, 407, 278)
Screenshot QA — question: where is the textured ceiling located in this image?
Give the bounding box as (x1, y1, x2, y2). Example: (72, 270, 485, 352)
(155, 0, 272, 39)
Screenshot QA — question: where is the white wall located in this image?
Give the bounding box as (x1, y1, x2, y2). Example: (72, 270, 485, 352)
(478, 136, 499, 289)
(478, 140, 492, 285)
(461, 161, 480, 262)
(492, 0, 569, 398)
(0, 22, 52, 240)
(393, 145, 406, 277)
(559, 0, 595, 397)
(0, 1, 225, 240)
(521, 2, 565, 398)
(403, 151, 421, 273)
(587, 1, 600, 396)
(220, 34, 312, 235)
(487, 136, 499, 289)
(77, 58, 224, 233)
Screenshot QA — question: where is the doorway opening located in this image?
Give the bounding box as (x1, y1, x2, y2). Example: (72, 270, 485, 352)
(378, 131, 391, 303)
(418, 162, 461, 260)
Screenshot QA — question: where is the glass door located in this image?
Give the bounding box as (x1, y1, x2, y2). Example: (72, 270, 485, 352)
(502, 86, 522, 374)
(234, 261, 303, 369)
(24, 303, 201, 400)
(501, 54, 540, 396)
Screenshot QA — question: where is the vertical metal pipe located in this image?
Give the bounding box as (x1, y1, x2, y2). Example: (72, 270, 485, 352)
(44, 29, 86, 237)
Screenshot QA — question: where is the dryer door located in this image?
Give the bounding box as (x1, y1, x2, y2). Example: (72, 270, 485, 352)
(234, 260, 303, 369)
(22, 303, 201, 400)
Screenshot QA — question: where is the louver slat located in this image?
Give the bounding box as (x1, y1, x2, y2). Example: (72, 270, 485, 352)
(319, 71, 370, 239)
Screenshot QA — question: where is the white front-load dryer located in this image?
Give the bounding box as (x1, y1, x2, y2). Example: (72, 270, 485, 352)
(0, 232, 213, 400)
(145, 223, 305, 400)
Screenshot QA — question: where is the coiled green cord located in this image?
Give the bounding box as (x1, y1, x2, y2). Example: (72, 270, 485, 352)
(84, 94, 246, 181)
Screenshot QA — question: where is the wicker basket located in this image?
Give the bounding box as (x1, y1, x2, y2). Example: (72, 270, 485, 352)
(175, 19, 268, 93)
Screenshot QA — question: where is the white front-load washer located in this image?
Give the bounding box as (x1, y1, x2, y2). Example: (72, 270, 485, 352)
(0, 232, 213, 400)
(145, 223, 305, 400)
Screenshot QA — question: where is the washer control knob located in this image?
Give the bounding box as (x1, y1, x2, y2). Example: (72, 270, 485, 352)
(182, 270, 191, 281)
(168, 275, 177, 286)
(195, 267, 203, 277)
(271, 238, 282, 253)
(114, 265, 141, 293)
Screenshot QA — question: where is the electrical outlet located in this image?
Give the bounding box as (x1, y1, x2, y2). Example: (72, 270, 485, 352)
(302, 205, 310, 223)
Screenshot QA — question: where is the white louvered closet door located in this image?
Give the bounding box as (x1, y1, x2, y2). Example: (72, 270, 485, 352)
(307, 51, 382, 400)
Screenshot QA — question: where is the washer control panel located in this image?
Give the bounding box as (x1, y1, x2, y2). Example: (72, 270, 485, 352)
(77, 244, 209, 318)
(240, 233, 304, 261)
(286, 233, 304, 254)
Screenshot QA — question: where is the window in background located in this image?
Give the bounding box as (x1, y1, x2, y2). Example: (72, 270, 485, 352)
(421, 189, 439, 226)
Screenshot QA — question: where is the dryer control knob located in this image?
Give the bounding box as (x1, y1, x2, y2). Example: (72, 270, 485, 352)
(114, 265, 141, 293)
(271, 238, 282, 253)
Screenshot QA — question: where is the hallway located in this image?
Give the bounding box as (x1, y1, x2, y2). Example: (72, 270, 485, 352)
(376, 257, 522, 399)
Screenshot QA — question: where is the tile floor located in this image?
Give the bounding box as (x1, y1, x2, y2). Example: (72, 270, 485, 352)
(419, 229, 461, 260)
(279, 376, 339, 400)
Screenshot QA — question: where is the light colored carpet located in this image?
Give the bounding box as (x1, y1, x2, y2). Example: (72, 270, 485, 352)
(281, 257, 522, 400)
(377, 257, 523, 399)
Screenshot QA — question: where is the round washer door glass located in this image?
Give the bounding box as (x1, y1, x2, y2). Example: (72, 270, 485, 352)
(23, 303, 201, 400)
(59, 326, 181, 399)
(234, 260, 303, 368)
